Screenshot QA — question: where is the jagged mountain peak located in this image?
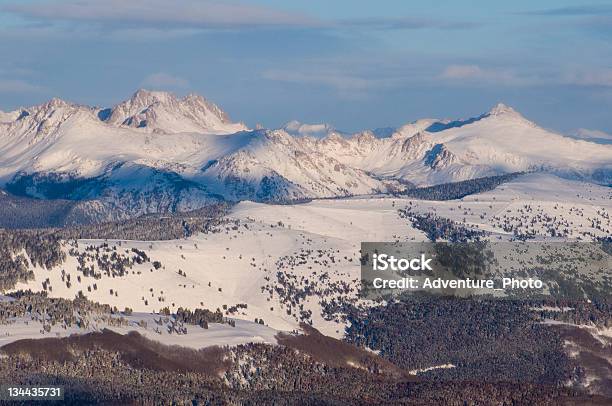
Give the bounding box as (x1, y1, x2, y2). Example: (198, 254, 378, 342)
(104, 89, 246, 134)
(106, 89, 181, 123)
(126, 88, 179, 106)
(323, 131, 347, 142)
(483, 102, 537, 129)
(488, 103, 521, 117)
(353, 130, 377, 142)
(31, 96, 92, 120)
(46, 97, 72, 108)
(31, 97, 90, 114)
(0, 97, 95, 141)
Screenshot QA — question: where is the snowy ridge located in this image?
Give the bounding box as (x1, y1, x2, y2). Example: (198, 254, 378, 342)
(103, 89, 247, 134)
(0, 110, 20, 124)
(0, 93, 610, 215)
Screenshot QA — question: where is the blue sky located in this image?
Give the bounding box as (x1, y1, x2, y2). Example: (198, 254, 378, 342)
(0, 0, 611, 134)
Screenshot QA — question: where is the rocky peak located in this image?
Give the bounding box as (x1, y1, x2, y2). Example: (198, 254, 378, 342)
(488, 103, 519, 116)
(485, 103, 536, 128)
(103, 89, 245, 134)
(353, 130, 377, 145)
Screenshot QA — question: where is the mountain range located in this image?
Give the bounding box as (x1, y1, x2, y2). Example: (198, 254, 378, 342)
(0, 89, 610, 222)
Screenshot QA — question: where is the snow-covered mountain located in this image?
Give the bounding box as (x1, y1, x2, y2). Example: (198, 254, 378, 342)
(313, 104, 611, 186)
(102, 89, 247, 134)
(0, 91, 610, 218)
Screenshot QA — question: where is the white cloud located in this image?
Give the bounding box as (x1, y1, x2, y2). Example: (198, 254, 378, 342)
(441, 65, 612, 88)
(5, 1, 480, 33)
(108, 28, 204, 41)
(574, 128, 612, 140)
(260, 57, 422, 93)
(563, 69, 612, 87)
(0, 79, 44, 93)
(262, 70, 375, 91)
(260, 68, 411, 101)
(142, 73, 189, 89)
(440, 65, 484, 79)
(339, 17, 481, 31)
(4, 0, 318, 29)
(440, 64, 524, 85)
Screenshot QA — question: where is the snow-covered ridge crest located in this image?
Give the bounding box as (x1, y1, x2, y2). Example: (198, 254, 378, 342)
(488, 102, 518, 116)
(0, 97, 98, 143)
(103, 89, 247, 134)
(0, 96, 610, 212)
(485, 102, 536, 127)
(0, 89, 247, 137)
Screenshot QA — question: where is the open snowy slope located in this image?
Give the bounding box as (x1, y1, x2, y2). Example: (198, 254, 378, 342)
(463, 172, 612, 204)
(12, 195, 426, 337)
(11, 174, 610, 338)
(0, 312, 278, 349)
(404, 173, 611, 239)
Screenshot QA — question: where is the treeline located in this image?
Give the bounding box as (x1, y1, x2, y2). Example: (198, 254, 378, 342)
(0, 190, 81, 229)
(398, 172, 525, 201)
(2, 291, 237, 331)
(1, 290, 116, 329)
(399, 207, 488, 242)
(0, 230, 64, 290)
(51, 203, 232, 241)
